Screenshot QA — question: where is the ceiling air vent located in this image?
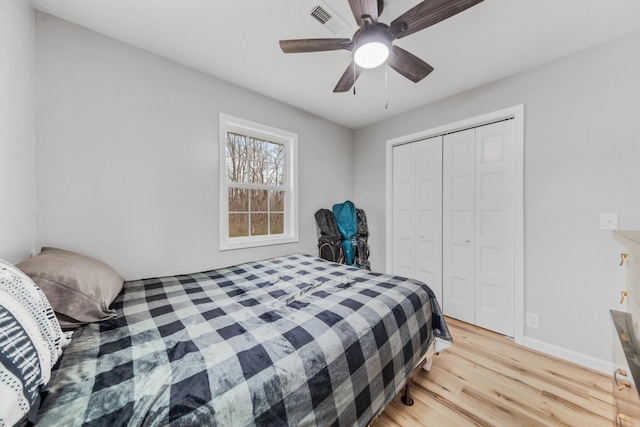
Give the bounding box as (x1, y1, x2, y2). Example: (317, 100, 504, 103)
(308, 1, 350, 36)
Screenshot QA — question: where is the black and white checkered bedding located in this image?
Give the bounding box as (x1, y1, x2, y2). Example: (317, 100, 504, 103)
(37, 254, 451, 426)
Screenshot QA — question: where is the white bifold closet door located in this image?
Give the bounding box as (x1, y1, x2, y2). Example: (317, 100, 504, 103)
(392, 136, 443, 304)
(443, 120, 516, 337)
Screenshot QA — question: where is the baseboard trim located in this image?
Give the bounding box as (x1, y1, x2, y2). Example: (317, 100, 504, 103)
(523, 337, 612, 374)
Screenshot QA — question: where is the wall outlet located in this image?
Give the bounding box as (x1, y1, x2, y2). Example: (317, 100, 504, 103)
(526, 312, 539, 329)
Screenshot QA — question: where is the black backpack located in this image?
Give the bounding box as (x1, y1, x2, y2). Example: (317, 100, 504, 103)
(314, 209, 345, 264)
(355, 208, 371, 270)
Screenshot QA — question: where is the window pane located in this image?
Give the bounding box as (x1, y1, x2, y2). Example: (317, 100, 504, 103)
(229, 187, 248, 212)
(229, 213, 248, 237)
(248, 137, 261, 161)
(270, 190, 285, 211)
(264, 161, 285, 186)
(249, 160, 265, 184)
(268, 143, 285, 186)
(226, 156, 248, 183)
(250, 189, 268, 212)
(226, 131, 285, 187)
(270, 213, 284, 235)
(226, 132, 250, 183)
(225, 132, 240, 157)
(251, 213, 268, 236)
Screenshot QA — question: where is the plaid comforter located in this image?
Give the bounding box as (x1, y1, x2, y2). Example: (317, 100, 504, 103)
(37, 254, 451, 426)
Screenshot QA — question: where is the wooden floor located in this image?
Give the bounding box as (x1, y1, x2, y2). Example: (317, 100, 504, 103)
(372, 318, 613, 427)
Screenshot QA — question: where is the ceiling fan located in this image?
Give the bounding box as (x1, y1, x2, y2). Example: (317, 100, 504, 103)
(279, 0, 484, 92)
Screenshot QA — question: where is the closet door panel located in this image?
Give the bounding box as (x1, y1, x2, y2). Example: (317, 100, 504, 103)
(392, 143, 416, 278)
(415, 137, 443, 303)
(392, 117, 519, 337)
(443, 129, 475, 323)
(475, 120, 516, 336)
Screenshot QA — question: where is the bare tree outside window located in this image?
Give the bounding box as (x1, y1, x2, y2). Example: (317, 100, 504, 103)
(226, 132, 285, 238)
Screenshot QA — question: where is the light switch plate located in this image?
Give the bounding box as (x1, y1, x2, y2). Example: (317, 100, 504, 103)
(600, 212, 619, 230)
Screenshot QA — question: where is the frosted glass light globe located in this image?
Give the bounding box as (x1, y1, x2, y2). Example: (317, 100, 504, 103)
(354, 42, 390, 69)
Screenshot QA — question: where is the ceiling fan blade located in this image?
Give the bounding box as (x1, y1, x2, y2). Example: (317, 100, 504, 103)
(348, 0, 379, 24)
(333, 62, 362, 92)
(279, 38, 351, 53)
(387, 46, 434, 83)
(390, 0, 483, 39)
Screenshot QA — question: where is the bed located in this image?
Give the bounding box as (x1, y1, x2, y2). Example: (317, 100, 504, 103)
(19, 253, 450, 426)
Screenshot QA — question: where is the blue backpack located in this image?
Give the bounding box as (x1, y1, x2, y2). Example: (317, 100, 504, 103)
(332, 201, 358, 266)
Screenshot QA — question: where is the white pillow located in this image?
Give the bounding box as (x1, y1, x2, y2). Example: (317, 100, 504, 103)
(0, 259, 71, 426)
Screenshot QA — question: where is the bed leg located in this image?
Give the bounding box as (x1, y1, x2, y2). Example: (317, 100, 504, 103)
(400, 382, 414, 406)
(401, 354, 432, 406)
(422, 356, 433, 372)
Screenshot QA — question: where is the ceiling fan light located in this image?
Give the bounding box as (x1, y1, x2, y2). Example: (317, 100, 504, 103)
(354, 42, 390, 69)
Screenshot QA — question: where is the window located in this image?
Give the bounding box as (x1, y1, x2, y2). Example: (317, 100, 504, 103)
(219, 114, 298, 250)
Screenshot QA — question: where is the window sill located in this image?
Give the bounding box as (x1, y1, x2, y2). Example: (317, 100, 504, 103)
(219, 235, 299, 251)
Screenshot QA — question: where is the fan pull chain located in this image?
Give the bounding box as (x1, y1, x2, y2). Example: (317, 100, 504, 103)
(385, 66, 388, 109)
(353, 63, 356, 95)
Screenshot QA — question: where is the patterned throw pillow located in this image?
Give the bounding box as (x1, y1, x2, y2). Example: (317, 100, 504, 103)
(0, 259, 71, 426)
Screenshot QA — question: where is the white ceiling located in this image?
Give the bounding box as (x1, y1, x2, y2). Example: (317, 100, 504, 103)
(30, 0, 640, 129)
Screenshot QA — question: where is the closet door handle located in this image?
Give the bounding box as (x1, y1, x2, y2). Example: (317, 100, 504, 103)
(465, 239, 470, 243)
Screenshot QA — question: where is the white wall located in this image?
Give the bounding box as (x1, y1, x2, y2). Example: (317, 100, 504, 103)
(35, 13, 354, 280)
(355, 30, 640, 366)
(0, 1, 35, 264)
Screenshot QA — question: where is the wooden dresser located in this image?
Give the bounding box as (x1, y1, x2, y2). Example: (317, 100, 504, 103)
(612, 230, 640, 425)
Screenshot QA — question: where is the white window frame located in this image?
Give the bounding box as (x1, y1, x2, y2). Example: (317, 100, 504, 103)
(219, 113, 298, 251)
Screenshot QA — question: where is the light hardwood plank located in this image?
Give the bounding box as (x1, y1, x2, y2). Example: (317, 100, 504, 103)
(372, 317, 613, 427)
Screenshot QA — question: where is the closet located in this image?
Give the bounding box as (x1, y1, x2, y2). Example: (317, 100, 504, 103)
(391, 119, 517, 337)
(392, 136, 443, 304)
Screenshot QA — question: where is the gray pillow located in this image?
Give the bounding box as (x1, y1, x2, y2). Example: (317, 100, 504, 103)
(17, 247, 124, 329)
